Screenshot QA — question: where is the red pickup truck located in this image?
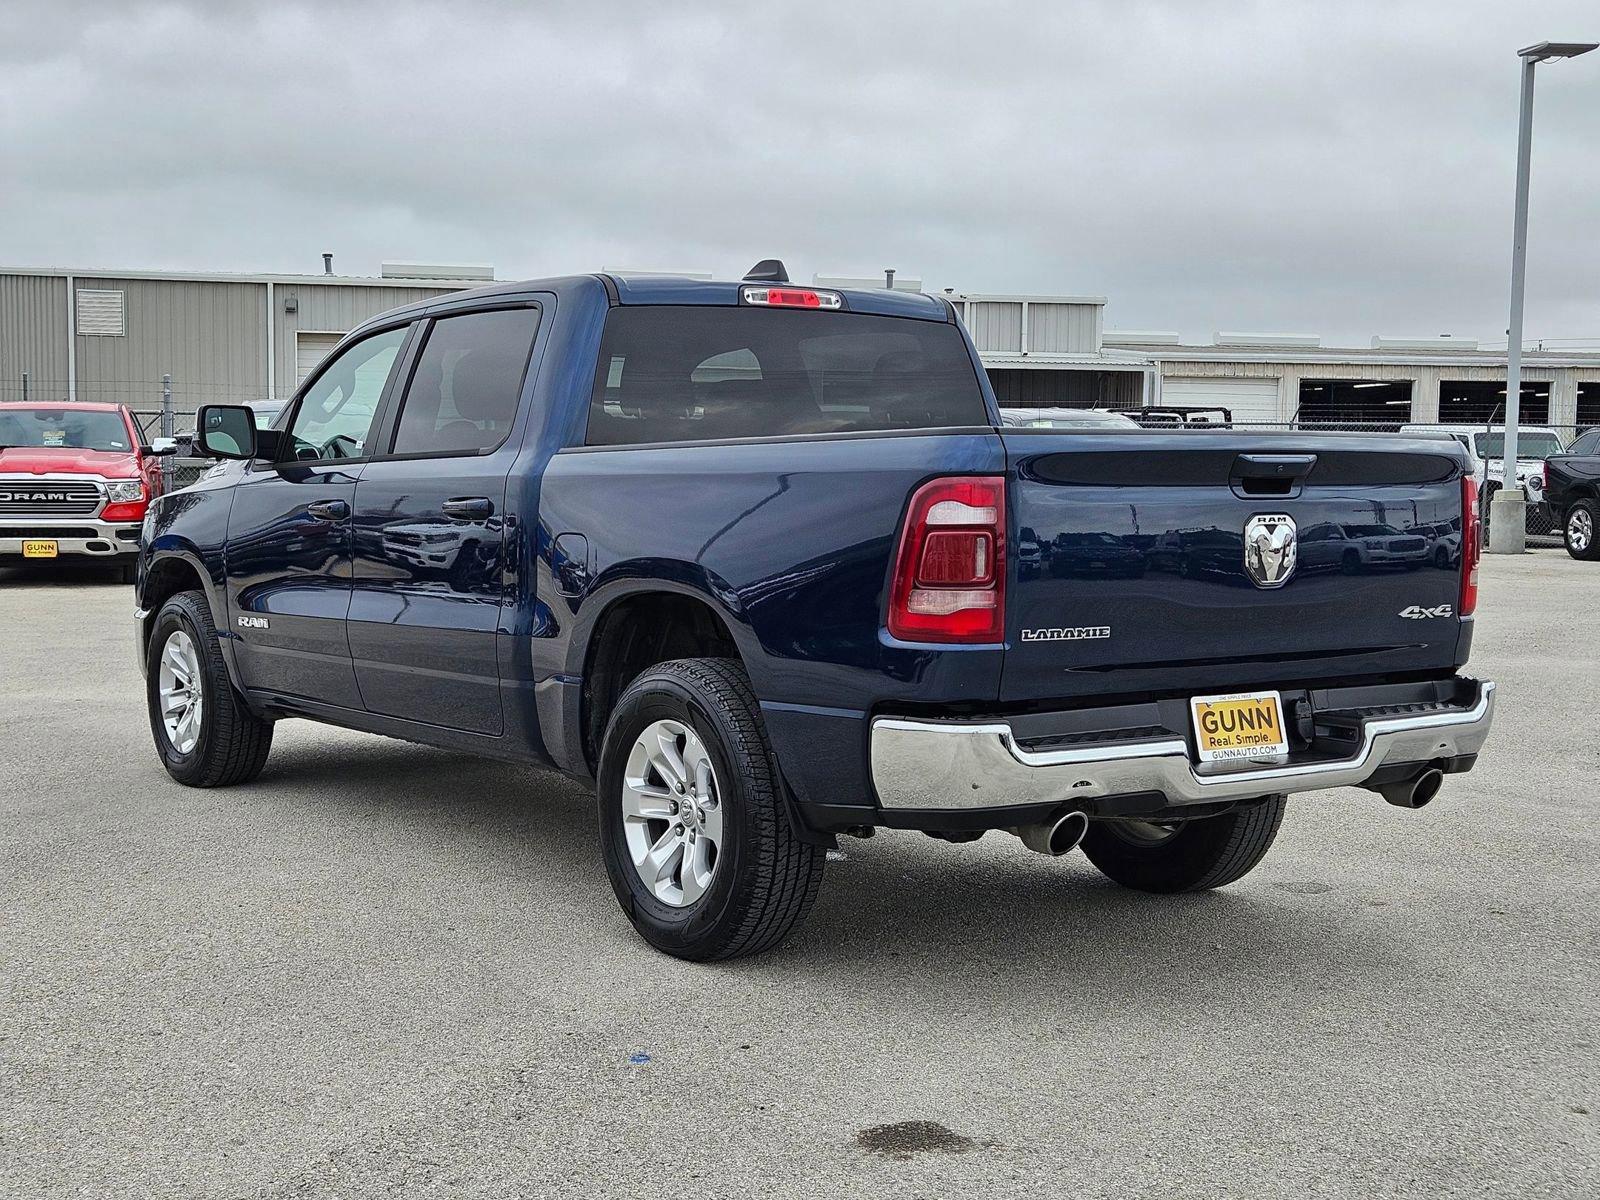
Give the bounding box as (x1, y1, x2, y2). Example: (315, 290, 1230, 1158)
(0, 402, 167, 580)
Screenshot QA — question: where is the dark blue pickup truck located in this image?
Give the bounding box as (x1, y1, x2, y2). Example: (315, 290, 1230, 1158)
(133, 267, 1497, 959)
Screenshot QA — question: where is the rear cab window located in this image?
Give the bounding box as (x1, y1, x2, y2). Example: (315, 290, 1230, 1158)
(584, 306, 988, 446)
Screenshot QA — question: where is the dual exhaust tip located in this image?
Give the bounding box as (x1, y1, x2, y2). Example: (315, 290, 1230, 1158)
(1009, 768, 1445, 854)
(1009, 809, 1090, 857)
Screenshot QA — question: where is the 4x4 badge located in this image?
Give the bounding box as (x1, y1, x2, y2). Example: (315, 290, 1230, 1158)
(1399, 604, 1454, 620)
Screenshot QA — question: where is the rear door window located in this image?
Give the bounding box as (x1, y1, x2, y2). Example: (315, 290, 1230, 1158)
(585, 306, 987, 446)
(389, 307, 541, 456)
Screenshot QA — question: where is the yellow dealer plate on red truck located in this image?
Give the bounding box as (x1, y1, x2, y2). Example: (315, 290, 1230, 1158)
(22, 540, 58, 559)
(1190, 690, 1288, 763)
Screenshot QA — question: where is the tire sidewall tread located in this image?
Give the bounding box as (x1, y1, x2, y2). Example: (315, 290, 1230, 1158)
(597, 657, 824, 961)
(146, 589, 273, 788)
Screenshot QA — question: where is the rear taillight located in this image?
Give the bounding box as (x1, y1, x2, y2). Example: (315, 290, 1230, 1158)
(1460, 475, 1479, 617)
(887, 476, 1006, 643)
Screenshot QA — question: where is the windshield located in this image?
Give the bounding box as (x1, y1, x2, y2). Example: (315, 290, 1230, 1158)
(1475, 431, 1563, 460)
(249, 402, 286, 429)
(0, 407, 131, 452)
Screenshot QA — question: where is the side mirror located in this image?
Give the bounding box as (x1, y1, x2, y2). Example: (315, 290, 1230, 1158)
(147, 436, 180, 456)
(195, 404, 259, 460)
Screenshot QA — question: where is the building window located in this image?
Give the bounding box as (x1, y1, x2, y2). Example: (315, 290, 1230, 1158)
(76, 289, 125, 336)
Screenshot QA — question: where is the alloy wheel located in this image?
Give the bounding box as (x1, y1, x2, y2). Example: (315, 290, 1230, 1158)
(1570, 508, 1593, 554)
(157, 630, 204, 754)
(621, 719, 723, 907)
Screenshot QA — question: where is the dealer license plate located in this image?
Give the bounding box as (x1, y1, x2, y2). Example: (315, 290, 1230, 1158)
(22, 540, 58, 559)
(1190, 690, 1288, 763)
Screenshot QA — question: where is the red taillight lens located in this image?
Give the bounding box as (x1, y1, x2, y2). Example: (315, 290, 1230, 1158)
(1460, 475, 1479, 617)
(740, 285, 843, 310)
(888, 476, 1006, 643)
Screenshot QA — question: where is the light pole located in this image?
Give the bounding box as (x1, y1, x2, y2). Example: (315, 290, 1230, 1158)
(1487, 40, 1597, 554)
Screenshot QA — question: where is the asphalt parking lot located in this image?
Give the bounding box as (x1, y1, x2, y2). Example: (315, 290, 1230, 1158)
(2, 553, 1596, 1199)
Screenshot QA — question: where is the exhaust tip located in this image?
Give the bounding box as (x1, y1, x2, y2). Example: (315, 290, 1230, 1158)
(1012, 809, 1091, 856)
(1384, 767, 1445, 809)
(1048, 810, 1090, 855)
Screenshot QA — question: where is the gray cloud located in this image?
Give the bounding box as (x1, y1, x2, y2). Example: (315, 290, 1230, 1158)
(2, 0, 1596, 344)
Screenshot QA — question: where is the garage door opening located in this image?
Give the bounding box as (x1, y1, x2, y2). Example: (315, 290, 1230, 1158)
(295, 332, 345, 385)
(1578, 383, 1600, 433)
(1440, 380, 1549, 425)
(986, 368, 1144, 410)
(1158, 377, 1280, 427)
(1295, 379, 1412, 429)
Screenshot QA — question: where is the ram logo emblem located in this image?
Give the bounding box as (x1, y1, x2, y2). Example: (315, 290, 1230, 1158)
(1244, 514, 1297, 588)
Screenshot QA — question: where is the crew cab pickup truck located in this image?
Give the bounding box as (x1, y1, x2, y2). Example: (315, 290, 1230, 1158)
(1543, 427, 1600, 559)
(133, 268, 1497, 960)
(1, 401, 167, 578)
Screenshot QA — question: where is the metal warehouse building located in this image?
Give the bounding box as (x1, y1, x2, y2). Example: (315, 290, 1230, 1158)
(0, 262, 492, 417)
(3, 263, 1597, 435)
(943, 293, 1600, 432)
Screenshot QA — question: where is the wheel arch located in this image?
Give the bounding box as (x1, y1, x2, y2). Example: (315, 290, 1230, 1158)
(572, 580, 749, 775)
(136, 546, 239, 686)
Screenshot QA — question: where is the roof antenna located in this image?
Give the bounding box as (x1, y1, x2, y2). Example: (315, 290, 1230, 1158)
(744, 259, 788, 283)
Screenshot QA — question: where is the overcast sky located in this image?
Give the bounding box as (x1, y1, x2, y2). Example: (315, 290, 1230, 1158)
(2, 0, 1596, 346)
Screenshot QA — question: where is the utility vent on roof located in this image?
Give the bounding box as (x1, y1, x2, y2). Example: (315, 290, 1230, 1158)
(1371, 335, 1480, 351)
(1213, 331, 1321, 348)
(76, 289, 125, 336)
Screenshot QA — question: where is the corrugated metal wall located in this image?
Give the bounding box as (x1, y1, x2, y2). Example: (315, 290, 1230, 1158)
(72, 276, 267, 412)
(965, 302, 1023, 353)
(960, 300, 1101, 354)
(1026, 303, 1101, 354)
(273, 284, 444, 393)
(0, 274, 70, 401)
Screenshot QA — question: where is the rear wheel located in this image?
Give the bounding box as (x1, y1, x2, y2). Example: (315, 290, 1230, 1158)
(597, 658, 825, 961)
(1080, 797, 1286, 893)
(146, 590, 274, 786)
(1565, 500, 1599, 561)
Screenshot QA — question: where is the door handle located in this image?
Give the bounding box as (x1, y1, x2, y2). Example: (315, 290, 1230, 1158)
(442, 497, 494, 521)
(306, 499, 350, 522)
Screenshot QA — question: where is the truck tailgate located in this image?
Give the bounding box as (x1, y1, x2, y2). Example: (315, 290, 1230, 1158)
(1002, 431, 1469, 703)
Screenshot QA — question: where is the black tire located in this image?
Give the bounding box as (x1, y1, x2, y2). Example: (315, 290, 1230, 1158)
(597, 658, 825, 961)
(145, 590, 273, 787)
(1080, 797, 1286, 893)
(1564, 499, 1600, 561)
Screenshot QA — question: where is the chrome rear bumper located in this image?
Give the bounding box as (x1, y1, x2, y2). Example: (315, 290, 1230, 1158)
(870, 679, 1495, 812)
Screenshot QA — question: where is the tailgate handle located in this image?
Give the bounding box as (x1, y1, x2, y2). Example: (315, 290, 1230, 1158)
(1231, 454, 1317, 497)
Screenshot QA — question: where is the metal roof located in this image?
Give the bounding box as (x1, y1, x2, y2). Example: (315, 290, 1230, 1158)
(0, 265, 494, 287)
(1102, 339, 1600, 369)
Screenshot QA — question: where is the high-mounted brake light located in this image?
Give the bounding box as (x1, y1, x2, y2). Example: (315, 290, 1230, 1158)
(1460, 476, 1480, 617)
(740, 286, 843, 310)
(887, 476, 1006, 643)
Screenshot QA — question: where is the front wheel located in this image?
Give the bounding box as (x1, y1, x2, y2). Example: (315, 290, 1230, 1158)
(1565, 500, 1600, 561)
(597, 658, 826, 961)
(146, 590, 274, 786)
(1079, 797, 1286, 893)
